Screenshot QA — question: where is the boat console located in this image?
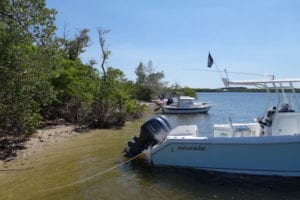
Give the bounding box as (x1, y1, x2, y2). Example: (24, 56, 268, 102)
(213, 123, 261, 137)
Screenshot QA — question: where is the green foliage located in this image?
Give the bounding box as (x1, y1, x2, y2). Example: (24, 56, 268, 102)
(166, 84, 196, 98)
(0, 0, 57, 46)
(0, 0, 145, 137)
(0, 0, 57, 135)
(90, 67, 144, 128)
(0, 67, 42, 134)
(182, 87, 197, 97)
(58, 28, 90, 60)
(134, 61, 166, 101)
(48, 59, 98, 123)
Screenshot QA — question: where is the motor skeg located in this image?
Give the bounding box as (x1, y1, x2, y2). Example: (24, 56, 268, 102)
(124, 115, 171, 158)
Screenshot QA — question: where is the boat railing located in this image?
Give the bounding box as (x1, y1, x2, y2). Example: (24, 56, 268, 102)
(223, 78, 300, 111)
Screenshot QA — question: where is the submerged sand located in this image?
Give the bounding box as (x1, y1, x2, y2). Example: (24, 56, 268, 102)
(0, 125, 80, 169)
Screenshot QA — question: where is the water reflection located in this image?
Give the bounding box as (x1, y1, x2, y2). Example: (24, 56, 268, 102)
(124, 156, 300, 200)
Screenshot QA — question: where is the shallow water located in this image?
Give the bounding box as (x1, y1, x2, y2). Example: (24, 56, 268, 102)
(1, 92, 300, 200)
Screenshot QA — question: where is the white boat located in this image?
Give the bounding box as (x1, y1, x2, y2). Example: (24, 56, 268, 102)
(162, 96, 211, 114)
(125, 78, 300, 177)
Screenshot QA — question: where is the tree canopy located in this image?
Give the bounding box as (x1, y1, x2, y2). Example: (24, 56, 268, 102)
(0, 0, 144, 138)
(134, 61, 166, 101)
(0, 0, 195, 140)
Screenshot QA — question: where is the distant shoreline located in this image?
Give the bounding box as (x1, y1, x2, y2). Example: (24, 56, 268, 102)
(194, 87, 300, 93)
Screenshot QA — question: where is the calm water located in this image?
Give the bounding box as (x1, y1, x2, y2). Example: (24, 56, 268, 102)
(1, 92, 300, 200)
(167, 92, 297, 132)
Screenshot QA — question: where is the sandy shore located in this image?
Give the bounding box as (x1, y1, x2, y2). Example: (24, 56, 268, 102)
(0, 124, 80, 168)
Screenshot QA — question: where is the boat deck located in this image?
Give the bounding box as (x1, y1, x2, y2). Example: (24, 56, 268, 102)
(168, 125, 198, 137)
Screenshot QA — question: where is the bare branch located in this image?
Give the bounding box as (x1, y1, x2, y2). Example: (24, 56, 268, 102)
(97, 28, 111, 80)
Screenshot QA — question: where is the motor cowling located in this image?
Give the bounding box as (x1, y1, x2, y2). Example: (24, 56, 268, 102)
(124, 115, 171, 158)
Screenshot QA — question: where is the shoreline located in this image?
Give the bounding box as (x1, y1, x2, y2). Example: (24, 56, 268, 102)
(0, 124, 80, 169)
(0, 105, 151, 169)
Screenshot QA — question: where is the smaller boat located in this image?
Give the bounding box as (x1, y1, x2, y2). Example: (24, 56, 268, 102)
(162, 96, 211, 114)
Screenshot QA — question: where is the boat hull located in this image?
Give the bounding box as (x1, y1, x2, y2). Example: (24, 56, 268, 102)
(150, 136, 300, 177)
(162, 106, 211, 114)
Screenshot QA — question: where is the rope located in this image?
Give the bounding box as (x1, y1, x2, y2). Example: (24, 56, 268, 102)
(0, 167, 34, 172)
(43, 153, 143, 192)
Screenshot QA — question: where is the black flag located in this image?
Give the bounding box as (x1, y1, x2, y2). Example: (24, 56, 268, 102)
(207, 52, 214, 68)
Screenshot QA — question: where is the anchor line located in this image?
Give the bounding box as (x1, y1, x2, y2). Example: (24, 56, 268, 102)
(0, 167, 34, 172)
(43, 153, 143, 192)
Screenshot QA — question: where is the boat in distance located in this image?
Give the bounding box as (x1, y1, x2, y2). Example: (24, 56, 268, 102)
(124, 78, 300, 177)
(161, 96, 211, 114)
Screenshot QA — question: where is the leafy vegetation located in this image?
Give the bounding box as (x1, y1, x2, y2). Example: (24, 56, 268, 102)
(0, 0, 197, 142)
(1, 0, 57, 135)
(133, 61, 197, 100)
(167, 83, 197, 98)
(134, 61, 166, 101)
(0, 0, 145, 140)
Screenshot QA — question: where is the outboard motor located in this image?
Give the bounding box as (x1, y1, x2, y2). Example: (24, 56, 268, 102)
(124, 115, 172, 158)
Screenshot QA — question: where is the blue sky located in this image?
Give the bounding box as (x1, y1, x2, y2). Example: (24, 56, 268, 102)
(46, 0, 300, 88)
